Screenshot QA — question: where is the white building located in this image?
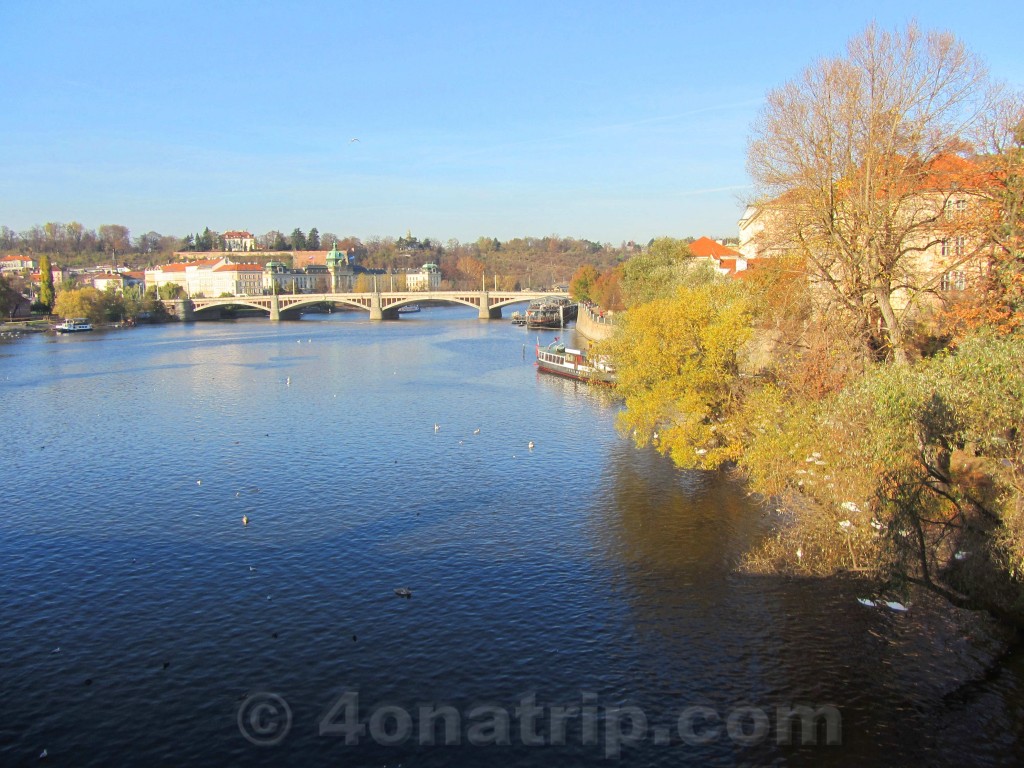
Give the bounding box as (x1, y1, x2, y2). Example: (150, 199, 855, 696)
(92, 273, 126, 292)
(264, 262, 331, 293)
(223, 230, 257, 252)
(145, 258, 265, 297)
(1, 254, 35, 272)
(406, 262, 441, 291)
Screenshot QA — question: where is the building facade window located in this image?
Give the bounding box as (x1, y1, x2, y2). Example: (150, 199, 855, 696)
(940, 237, 966, 258)
(940, 270, 966, 292)
(944, 198, 967, 219)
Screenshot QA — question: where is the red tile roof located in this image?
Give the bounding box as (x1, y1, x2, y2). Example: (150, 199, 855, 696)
(151, 259, 220, 272)
(689, 236, 743, 258)
(213, 263, 263, 272)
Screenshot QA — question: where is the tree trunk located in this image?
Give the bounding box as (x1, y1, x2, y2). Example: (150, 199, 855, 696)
(873, 286, 909, 365)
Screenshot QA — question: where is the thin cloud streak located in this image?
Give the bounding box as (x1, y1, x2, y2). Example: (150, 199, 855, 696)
(422, 98, 766, 168)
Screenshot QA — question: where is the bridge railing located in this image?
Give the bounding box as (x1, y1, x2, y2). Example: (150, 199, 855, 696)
(189, 288, 566, 301)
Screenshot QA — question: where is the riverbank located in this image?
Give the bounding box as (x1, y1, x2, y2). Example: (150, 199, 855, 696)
(575, 303, 616, 342)
(0, 318, 54, 334)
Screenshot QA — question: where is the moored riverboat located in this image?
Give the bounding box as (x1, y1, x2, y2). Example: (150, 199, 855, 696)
(535, 339, 615, 384)
(525, 296, 578, 329)
(54, 318, 93, 333)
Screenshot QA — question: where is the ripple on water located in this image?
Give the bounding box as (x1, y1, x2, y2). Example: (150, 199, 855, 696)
(1, 315, 1021, 766)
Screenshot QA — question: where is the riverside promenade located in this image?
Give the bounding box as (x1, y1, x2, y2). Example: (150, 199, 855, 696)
(575, 303, 617, 342)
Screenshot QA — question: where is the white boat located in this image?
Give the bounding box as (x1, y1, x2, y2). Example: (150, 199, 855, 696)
(54, 318, 93, 333)
(535, 340, 615, 384)
(397, 304, 421, 314)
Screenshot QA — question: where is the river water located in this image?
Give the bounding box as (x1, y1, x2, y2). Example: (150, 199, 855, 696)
(1, 306, 1021, 766)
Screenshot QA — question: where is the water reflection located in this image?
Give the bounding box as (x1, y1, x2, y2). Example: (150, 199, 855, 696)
(0, 315, 1022, 767)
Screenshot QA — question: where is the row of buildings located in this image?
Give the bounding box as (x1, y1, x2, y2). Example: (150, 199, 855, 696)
(143, 246, 441, 297)
(2, 244, 443, 300)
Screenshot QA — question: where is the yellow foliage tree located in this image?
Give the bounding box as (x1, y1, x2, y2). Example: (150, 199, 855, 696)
(606, 281, 753, 469)
(53, 287, 104, 323)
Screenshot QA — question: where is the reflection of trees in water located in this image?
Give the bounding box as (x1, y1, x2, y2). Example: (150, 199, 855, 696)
(586, 441, 782, 706)
(589, 443, 1008, 765)
(596, 440, 766, 579)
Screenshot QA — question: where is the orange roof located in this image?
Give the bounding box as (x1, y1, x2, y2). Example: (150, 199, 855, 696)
(213, 263, 263, 272)
(223, 230, 254, 239)
(689, 237, 743, 259)
(92, 273, 123, 280)
(152, 259, 220, 272)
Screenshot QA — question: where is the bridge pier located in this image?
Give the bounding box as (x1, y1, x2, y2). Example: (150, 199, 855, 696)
(478, 294, 502, 320)
(269, 292, 281, 321)
(369, 293, 383, 321)
(162, 299, 195, 322)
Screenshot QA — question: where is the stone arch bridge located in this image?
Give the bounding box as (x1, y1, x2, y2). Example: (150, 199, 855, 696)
(163, 290, 567, 322)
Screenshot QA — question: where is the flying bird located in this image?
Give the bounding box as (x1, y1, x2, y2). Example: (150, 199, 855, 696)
(349, 138, 360, 143)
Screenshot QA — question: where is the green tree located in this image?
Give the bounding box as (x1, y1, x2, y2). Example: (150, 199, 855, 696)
(157, 283, 185, 299)
(619, 238, 701, 306)
(290, 228, 307, 251)
(37, 253, 55, 311)
(307, 228, 321, 250)
(195, 227, 215, 251)
(100, 285, 126, 322)
(0, 273, 18, 318)
(270, 231, 289, 251)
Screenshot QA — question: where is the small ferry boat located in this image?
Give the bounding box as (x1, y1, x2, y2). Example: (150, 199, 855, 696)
(510, 311, 527, 326)
(535, 340, 615, 384)
(397, 304, 421, 314)
(54, 318, 93, 333)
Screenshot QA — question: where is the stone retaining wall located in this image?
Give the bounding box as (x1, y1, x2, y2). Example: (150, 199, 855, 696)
(575, 304, 617, 342)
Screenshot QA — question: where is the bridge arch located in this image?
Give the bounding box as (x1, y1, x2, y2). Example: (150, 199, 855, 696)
(169, 290, 569, 322)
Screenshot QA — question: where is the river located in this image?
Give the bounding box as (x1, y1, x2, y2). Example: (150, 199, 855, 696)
(1, 306, 1021, 766)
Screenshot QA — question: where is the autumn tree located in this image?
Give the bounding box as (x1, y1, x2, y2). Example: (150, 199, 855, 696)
(747, 22, 1000, 363)
(606, 280, 753, 469)
(569, 264, 600, 303)
(456, 255, 485, 285)
(53, 287, 104, 323)
(946, 100, 1024, 336)
(37, 253, 55, 311)
(592, 267, 624, 311)
(98, 224, 131, 259)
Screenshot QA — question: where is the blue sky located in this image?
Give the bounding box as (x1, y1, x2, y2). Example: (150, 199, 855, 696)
(2, 1, 1022, 245)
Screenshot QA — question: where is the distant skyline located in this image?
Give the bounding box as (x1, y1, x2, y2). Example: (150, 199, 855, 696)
(2, 1, 1022, 245)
